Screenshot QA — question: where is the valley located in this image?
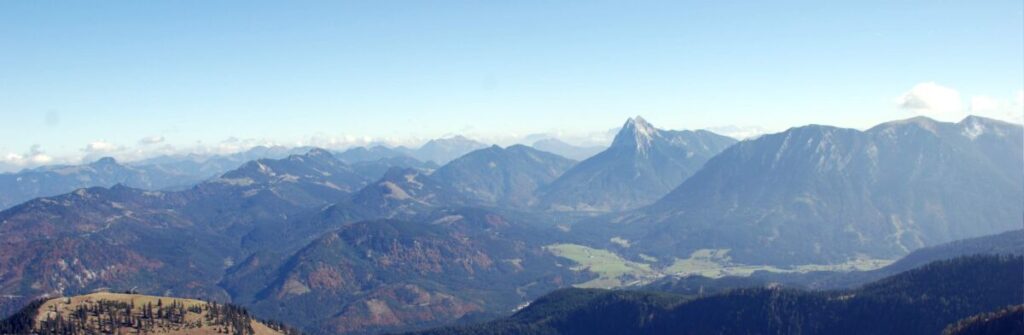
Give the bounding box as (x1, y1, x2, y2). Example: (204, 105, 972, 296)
(545, 244, 893, 289)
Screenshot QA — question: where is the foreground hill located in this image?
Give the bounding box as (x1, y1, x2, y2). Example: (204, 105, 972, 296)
(539, 117, 736, 212)
(0, 292, 300, 335)
(603, 116, 1023, 266)
(412, 255, 1023, 335)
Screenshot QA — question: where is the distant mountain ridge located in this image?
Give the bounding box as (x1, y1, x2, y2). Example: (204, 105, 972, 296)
(0, 157, 188, 211)
(531, 138, 605, 161)
(134, 145, 312, 180)
(335, 136, 488, 167)
(0, 146, 310, 210)
(402, 136, 489, 165)
(432, 145, 577, 208)
(539, 116, 737, 212)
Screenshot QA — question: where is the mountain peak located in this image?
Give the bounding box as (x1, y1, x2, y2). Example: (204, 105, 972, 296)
(959, 115, 1017, 127)
(91, 157, 119, 166)
(957, 115, 1021, 140)
(304, 147, 334, 158)
(630, 115, 652, 128)
(613, 116, 659, 152)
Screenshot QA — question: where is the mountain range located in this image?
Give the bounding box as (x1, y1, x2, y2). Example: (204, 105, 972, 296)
(0, 146, 585, 334)
(0, 146, 311, 211)
(0, 136, 483, 212)
(592, 116, 1023, 266)
(0, 115, 1020, 335)
(337, 136, 489, 166)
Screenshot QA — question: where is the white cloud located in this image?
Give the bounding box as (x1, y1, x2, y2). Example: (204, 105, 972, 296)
(968, 94, 1023, 124)
(80, 140, 129, 162)
(896, 82, 963, 121)
(139, 135, 165, 145)
(0, 145, 57, 172)
(706, 125, 776, 140)
(897, 83, 1023, 124)
(83, 140, 122, 154)
(970, 95, 1002, 113)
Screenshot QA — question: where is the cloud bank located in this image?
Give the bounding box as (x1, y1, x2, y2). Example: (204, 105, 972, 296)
(897, 82, 1023, 123)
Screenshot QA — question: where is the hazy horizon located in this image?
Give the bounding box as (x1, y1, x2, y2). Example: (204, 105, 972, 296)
(2, 1, 1022, 170)
(0, 113, 1013, 172)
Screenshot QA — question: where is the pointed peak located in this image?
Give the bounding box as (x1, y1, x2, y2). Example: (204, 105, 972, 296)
(957, 115, 1019, 140)
(613, 116, 659, 152)
(627, 115, 650, 126)
(622, 116, 656, 134)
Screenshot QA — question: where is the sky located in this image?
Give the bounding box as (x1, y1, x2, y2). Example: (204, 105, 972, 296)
(1, 1, 1022, 169)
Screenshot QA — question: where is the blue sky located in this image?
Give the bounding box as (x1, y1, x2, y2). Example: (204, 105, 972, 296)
(1, 1, 1021, 167)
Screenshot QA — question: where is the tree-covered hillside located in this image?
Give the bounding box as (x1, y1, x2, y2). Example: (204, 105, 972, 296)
(412, 255, 1023, 335)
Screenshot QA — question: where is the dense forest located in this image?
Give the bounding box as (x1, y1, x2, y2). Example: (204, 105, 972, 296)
(413, 255, 1024, 335)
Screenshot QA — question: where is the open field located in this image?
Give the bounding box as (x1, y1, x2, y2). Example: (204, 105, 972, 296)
(546, 244, 894, 288)
(544, 244, 660, 288)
